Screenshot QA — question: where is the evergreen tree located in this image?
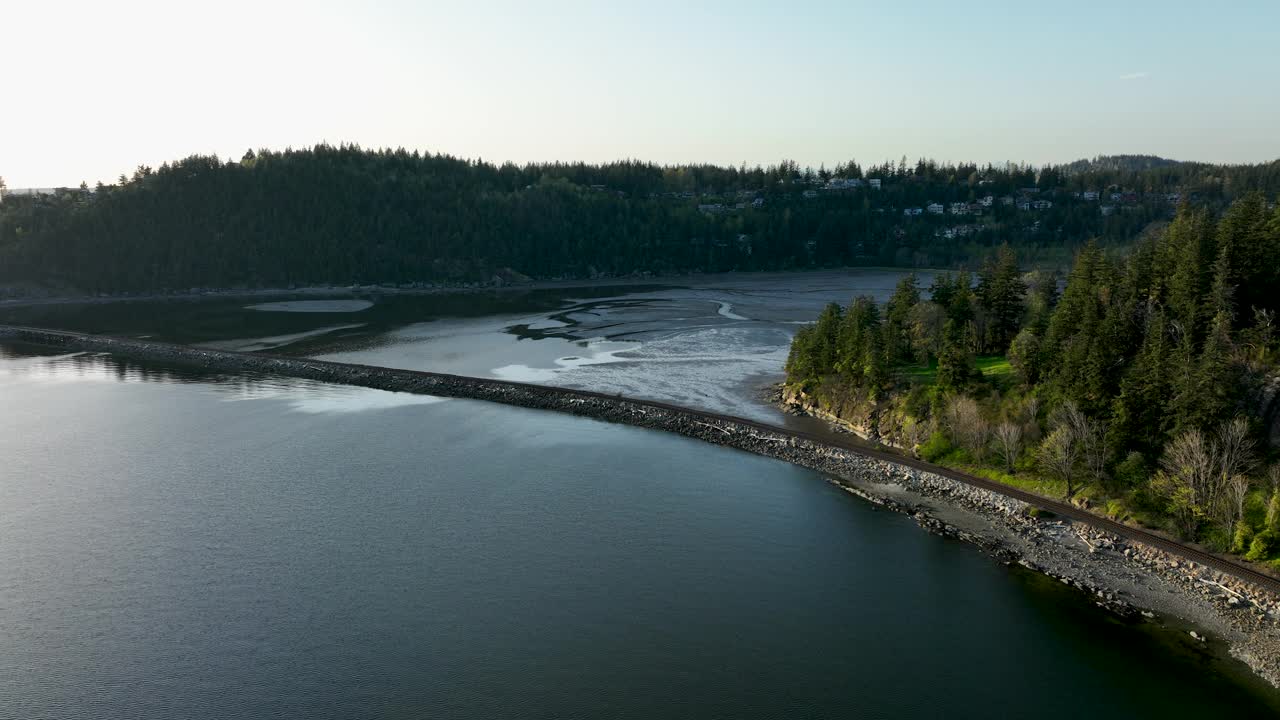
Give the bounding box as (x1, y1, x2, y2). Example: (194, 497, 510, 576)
(1213, 192, 1275, 323)
(836, 296, 887, 390)
(936, 319, 979, 392)
(1024, 269, 1060, 336)
(1042, 241, 1111, 407)
(1107, 307, 1173, 458)
(882, 273, 920, 364)
(975, 244, 1027, 353)
(1160, 205, 1216, 346)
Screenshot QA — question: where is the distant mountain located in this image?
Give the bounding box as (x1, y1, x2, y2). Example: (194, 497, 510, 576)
(1059, 155, 1186, 174)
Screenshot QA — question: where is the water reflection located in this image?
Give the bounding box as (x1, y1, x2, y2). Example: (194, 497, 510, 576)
(0, 343, 445, 415)
(0, 271, 942, 420)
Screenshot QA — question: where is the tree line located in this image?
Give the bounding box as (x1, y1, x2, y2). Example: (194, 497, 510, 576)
(3, 145, 1280, 295)
(785, 195, 1280, 562)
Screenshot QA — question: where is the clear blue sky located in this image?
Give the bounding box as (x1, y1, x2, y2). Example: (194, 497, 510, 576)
(3, 0, 1278, 187)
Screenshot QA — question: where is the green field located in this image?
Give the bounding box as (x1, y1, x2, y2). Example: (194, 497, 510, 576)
(975, 356, 1012, 377)
(898, 355, 1011, 385)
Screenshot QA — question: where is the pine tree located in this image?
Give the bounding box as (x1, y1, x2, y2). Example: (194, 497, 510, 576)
(1161, 205, 1216, 346)
(1024, 269, 1060, 336)
(976, 244, 1028, 353)
(810, 302, 844, 377)
(1213, 192, 1273, 323)
(936, 319, 978, 392)
(1042, 241, 1109, 404)
(1108, 306, 1173, 458)
(836, 296, 886, 389)
(883, 273, 920, 364)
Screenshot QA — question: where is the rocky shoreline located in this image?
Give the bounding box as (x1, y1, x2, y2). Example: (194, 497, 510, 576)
(774, 386, 1280, 688)
(4, 324, 1280, 688)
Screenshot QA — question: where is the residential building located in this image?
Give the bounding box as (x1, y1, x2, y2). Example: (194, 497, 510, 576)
(824, 178, 864, 190)
(927, 202, 945, 214)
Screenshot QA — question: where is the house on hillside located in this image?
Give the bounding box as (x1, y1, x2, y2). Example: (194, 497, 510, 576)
(949, 202, 969, 215)
(824, 178, 864, 190)
(927, 202, 945, 214)
(868, 178, 882, 189)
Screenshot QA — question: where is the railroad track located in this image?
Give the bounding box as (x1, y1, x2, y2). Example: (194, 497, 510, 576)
(5, 323, 1280, 597)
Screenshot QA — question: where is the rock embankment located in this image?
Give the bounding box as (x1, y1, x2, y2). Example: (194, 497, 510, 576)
(5, 324, 1280, 687)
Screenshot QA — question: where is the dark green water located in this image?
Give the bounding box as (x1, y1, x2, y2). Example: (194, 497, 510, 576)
(1, 347, 1277, 718)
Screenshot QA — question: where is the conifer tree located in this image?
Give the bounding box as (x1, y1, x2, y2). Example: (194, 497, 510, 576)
(975, 244, 1027, 353)
(1108, 307, 1173, 459)
(883, 273, 920, 364)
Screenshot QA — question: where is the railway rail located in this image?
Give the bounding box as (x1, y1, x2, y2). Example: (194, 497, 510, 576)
(5, 322, 1280, 598)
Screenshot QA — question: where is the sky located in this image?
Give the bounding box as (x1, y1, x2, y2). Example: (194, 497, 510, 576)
(2, 0, 1278, 188)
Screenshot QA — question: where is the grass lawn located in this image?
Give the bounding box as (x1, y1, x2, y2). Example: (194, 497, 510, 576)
(975, 355, 1012, 377)
(899, 361, 937, 383)
(896, 355, 1011, 386)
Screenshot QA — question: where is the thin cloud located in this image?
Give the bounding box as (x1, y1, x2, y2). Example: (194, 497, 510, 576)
(1118, 71, 1150, 80)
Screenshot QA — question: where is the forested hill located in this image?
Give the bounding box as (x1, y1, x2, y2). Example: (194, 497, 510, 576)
(783, 195, 1280, 563)
(2, 145, 1279, 295)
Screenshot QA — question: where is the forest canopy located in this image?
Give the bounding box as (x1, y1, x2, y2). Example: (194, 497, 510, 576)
(3, 145, 1279, 295)
(784, 195, 1280, 562)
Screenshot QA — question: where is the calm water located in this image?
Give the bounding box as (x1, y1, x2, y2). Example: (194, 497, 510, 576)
(0, 271, 938, 421)
(1, 347, 1278, 718)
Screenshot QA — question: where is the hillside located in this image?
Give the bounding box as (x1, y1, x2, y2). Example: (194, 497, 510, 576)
(2, 146, 1279, 295)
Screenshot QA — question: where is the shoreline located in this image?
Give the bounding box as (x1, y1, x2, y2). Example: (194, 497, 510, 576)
(0, 266, 946, 310)
(3, 323, 1279, 689)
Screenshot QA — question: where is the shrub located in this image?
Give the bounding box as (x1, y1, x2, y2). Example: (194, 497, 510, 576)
(1245, 531, 1275, 563)
(1113, 451, 1149, 493)
(1232, 520, 1255, 554)
(1008, 329, 1042, 385)
(1268, 490, 1280, 533)
(919, 431, 953, 462)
